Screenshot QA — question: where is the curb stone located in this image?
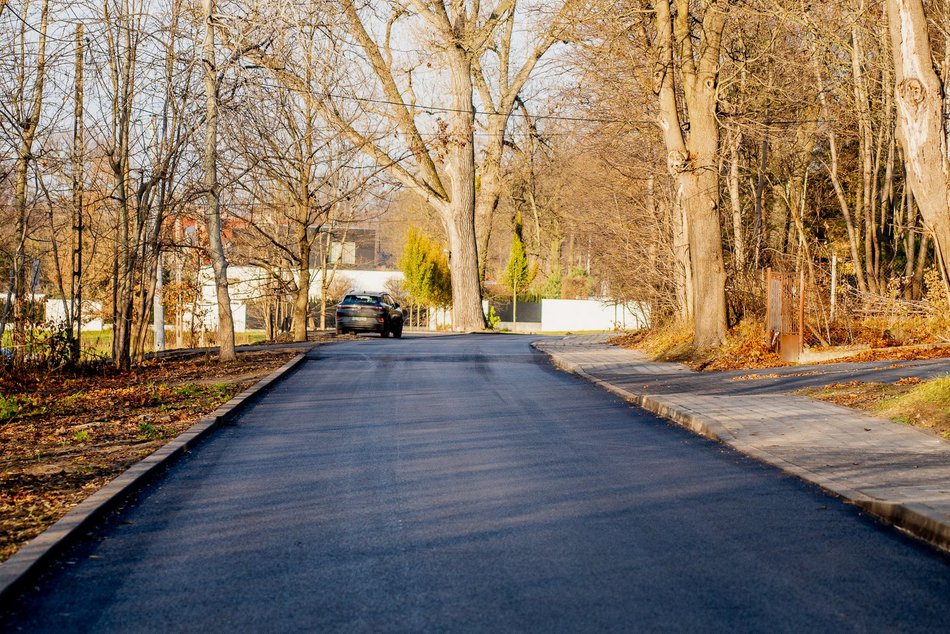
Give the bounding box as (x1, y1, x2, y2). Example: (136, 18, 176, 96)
(0, 349, 313, 605)
(533, 341, 950, 554)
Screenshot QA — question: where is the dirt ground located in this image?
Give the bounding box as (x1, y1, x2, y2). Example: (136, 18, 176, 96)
(0, 348, 303, 562)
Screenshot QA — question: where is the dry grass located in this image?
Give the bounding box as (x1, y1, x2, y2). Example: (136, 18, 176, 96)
(609, 320, 785, 371)
(613, 313, 950, 371)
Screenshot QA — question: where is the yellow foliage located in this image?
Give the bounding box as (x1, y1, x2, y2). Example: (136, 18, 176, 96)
(611, 319, 785, 371)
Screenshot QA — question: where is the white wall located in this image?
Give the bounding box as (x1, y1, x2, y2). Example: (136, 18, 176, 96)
(44, 300, 104, 331)
(541, 299, 650, 332)
(199, 265, 277, 304)
(195, 266, 405, 331)
(198, 302, 247, 332)
(314, 269, 404, 298)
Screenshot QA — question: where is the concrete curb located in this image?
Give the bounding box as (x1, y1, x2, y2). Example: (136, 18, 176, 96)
(533, 342, 950, 553)
(0, 350, 312, 605)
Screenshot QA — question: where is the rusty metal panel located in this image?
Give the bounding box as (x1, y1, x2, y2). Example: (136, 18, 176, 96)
(765, 269, 784, 339)
(779, 334, 802, 362)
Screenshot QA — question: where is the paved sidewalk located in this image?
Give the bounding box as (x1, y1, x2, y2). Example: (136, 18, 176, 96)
(533, 335, 950, 552)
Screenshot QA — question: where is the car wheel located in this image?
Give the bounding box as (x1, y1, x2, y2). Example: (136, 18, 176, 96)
(336, 327, 345, 335)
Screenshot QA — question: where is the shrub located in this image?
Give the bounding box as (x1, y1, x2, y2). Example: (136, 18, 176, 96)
(0, 395, 21, 422)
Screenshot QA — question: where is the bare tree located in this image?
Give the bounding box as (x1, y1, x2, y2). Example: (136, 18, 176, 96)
(239, 1, 548, 330)
(70, 23, 85, 363)
(8, 0, 48, 366)
(230, 14, 374, 342)
(201, 0, 237, 360)
(472, 1, 584, 280)
(130, 0, 199, 361)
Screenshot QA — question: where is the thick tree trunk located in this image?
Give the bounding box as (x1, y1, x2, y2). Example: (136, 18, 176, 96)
(679, 166, 727, 348)
(887, 0, 950, 308)
(443, 46, 485, 331)
(654, 0, 727, 346)
(202, 0, 236, 360)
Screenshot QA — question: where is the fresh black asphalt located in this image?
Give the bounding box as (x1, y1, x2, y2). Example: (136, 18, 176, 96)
(2, 334, 948, 631)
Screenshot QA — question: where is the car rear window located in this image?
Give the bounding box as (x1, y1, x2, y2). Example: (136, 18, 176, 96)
(341, 295, 378, 305)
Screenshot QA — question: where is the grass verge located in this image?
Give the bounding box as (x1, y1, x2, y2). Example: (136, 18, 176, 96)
(796, 376, 950, 440)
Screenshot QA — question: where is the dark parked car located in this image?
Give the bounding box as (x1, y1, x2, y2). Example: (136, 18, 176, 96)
(335, 291, 404, 338)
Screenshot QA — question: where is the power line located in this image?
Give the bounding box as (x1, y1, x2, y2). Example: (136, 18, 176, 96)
(327, 91, 643, 125)
(3, 3, 78, 45)
(246, 78, 651, 126)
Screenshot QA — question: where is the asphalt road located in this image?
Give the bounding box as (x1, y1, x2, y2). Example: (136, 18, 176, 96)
(3, 334, 949, 632)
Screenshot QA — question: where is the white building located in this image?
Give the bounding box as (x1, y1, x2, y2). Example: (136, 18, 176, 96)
(44, 299, 104, 331)
(195, 266, 405, 332)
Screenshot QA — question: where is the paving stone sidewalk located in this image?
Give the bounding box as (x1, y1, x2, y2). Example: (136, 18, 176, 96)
(533, 335, 950, 552)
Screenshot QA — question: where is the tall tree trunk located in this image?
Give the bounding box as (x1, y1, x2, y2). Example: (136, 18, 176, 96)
(886, 0, 950, 308)
(71, 23, 85, 364)
(476, 122, 505, 282)
(443, 45, 485, 331)
(292, 224, 311, 342)
(752, 126, 769, 268)
(728, 128, 745, 270)
(11, 0, 49, 367)
(106, 1, 139, 370)
(202, 0, 236, 360)
(654, 0, 728, 347)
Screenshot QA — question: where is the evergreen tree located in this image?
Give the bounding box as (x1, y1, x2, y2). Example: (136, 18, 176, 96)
(399, 228, 452, 326)
(504, 230, 535, 322)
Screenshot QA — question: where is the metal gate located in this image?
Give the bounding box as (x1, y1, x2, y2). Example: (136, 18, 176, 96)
(765, 268, 804, 362)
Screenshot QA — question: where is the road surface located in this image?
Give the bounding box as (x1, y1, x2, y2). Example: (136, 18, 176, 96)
(2, 334, 948, 631)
